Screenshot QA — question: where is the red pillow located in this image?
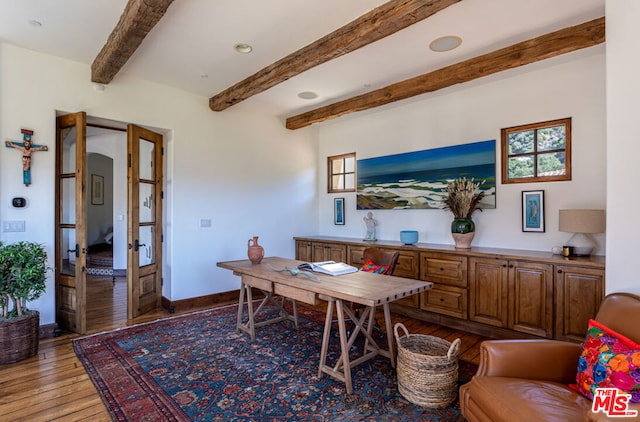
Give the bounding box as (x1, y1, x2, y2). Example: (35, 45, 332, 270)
(570, 319, 640, 403)
(360, 259, 389, 274)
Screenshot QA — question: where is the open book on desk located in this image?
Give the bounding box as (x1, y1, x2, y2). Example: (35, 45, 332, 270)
(297, 261, 358, 276)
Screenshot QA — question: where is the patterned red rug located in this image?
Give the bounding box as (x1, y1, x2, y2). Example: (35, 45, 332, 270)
(73, 304, 476, 421)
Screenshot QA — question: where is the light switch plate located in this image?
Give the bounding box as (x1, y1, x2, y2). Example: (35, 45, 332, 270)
(2, 220, 26, 232)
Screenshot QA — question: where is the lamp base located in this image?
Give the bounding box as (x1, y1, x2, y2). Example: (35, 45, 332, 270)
(564, 233, 595, 256)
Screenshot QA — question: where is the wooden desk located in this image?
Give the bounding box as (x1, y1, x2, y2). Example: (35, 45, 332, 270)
(217, 256, 432, 393)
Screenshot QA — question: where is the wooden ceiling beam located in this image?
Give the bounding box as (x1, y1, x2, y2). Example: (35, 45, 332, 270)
(91, 0, 175, 84)
(209, 0, 462, 111)
(286, 17, 605, 130)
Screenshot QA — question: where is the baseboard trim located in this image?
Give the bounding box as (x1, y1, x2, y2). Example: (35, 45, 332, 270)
(40, 323, 59, 339)
(162, 290, 241, 314)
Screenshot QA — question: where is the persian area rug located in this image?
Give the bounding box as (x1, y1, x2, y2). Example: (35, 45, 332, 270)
(73, 303, 477, 421)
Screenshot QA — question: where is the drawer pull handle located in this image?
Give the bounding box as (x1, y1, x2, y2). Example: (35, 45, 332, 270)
(440, 298, 444, 302)
(440, 267, 444, 271)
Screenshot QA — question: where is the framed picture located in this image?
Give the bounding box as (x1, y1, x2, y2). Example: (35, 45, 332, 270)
(91, 174, 104, 205)
(522, 190, 544, 232)
(334, 198, 345, 225)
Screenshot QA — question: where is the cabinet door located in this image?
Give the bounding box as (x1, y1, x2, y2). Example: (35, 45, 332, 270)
(469, 257, 509, 328)
(555, 265, 605, 343)
(295, 240, 312, 262)
(393, 251, 420, 307)
(509, 261, 553, 338)
(312, 242, 346, 262)
(348, 246, 367, 266)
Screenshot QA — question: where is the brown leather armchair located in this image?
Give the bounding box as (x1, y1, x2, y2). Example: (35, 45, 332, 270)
(459, 292, 640, 422)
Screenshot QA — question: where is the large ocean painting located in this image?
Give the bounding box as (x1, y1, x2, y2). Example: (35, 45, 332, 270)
(357, 140, 496, 210)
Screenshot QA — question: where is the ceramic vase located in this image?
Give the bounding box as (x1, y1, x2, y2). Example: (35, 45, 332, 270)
(451, 218, 475, 249)
(247, 236, 264, 264)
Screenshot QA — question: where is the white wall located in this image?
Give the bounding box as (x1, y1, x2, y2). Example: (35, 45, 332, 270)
(86, 153, 113, 246)
(316, 47, 606, 255)
(0, 43, 318, 324)
(605, 0, 640, 295)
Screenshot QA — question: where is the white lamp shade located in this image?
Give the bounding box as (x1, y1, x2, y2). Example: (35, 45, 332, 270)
(558, 209, 606, 234)
(558, 209, 605, 256)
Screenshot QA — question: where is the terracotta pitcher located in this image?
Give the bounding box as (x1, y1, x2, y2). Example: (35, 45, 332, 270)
(247, 236, 264, 264)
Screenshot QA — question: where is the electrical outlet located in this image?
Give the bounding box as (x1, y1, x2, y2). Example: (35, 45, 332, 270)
(2, 220, 26, 232)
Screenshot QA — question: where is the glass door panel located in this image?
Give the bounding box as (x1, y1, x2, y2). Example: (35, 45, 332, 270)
(139, 182, 154, 224)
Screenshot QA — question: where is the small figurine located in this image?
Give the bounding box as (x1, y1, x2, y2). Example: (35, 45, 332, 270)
(363, 211, 377, 241)
(5, 129, 48, 186)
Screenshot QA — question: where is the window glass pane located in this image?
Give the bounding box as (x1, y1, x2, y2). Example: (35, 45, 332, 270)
(537, 152, 566, 176)
(537, 125, 566, 152)
(345, 157, 355, 173)
(62, 127, 76, 174)
(332, 175, 344, 190)
(331, 158, 344, 174)
(139, 182, 154, 224)
(61, 177, 76, 225)
(61, 228, 76, 276)
(139, 138, 155, 180)
(345, 174, 355, 190)
(508, 156, 534, 179)
(139, 225, 154, 267)
(508, 130, 534, 154)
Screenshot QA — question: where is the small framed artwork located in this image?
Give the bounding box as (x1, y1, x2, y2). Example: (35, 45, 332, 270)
(91, 174, 104, 205)
(522, 190, 544, 232)
(334, 198, 345, 225)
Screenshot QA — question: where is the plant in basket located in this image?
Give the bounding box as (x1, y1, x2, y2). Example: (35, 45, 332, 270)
(0, 241, 49, 364)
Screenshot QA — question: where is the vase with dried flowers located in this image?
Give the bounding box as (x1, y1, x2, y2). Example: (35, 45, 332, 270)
(441, 177, 485, 249)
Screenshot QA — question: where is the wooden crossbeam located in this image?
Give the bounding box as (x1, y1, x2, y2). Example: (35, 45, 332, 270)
(91, 0, 175, 84)
(209, 0, 461, 111)
(286, 17, 605, 130)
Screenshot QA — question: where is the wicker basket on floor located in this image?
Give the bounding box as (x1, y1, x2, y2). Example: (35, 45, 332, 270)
(394, 322, 461, 408)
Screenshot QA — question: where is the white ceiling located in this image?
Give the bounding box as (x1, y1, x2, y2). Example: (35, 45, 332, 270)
(0, 0, 605, 118)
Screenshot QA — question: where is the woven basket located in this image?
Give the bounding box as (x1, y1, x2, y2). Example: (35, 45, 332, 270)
(0, 311, 40, 364)
(394, 322, 461, 408)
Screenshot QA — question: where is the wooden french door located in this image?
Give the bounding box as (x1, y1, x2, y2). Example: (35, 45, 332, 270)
(127, 124, 163, 319)
(55, 112, 88, 334)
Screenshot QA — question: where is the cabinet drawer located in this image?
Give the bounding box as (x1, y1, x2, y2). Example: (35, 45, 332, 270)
(420, 253, 467, 287)
(420, 285, 467, 319)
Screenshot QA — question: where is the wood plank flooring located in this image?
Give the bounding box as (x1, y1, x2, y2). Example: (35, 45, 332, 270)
(0, 276, 487, 421)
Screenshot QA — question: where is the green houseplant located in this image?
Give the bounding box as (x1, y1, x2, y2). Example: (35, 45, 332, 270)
(0, 241, 48, 363)
(441, 178, 485, 249)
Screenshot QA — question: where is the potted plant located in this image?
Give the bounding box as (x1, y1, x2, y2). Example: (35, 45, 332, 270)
(441, 177, 485, 249)
(0, 241, 48, 364)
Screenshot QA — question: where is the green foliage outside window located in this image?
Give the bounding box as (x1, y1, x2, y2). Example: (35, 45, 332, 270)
(501, 118, 571, 184)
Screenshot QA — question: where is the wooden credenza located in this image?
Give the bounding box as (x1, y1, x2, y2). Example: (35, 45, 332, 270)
(294, 236, 605, 342)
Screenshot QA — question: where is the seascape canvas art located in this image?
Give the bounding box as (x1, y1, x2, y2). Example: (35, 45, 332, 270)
(357, 140, 496, 210)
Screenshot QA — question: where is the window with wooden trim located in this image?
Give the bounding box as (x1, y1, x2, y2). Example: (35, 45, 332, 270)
(501, 117, 571, 184)
(328, 153, 356, 193)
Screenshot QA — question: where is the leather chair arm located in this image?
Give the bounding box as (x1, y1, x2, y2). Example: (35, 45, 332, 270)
(476, 339, 583, 384)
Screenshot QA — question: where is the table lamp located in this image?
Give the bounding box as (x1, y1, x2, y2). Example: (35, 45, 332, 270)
(558, 209, 606, 256)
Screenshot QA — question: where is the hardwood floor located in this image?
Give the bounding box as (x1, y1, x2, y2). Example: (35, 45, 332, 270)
(0, 276, 487, 421)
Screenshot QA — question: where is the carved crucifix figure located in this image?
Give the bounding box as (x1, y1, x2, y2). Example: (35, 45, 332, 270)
(5, 129, 48, 186)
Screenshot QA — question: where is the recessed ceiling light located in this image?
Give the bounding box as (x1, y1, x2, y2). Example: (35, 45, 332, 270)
(429, 35, 462, 52)
(28, 19, 42, 27)
(234, 43, 253, 53)
(297, 91, 318, 100)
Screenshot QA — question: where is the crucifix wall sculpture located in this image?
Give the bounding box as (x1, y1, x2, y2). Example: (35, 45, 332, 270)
(5, 129, 48, 186)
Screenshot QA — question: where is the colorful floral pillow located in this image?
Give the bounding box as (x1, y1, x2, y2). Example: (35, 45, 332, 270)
(571, 319, 640, 403)
(360, 259, 389, 274)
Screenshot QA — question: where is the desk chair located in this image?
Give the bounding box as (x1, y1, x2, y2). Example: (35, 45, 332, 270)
(347, 248, 400, 338)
